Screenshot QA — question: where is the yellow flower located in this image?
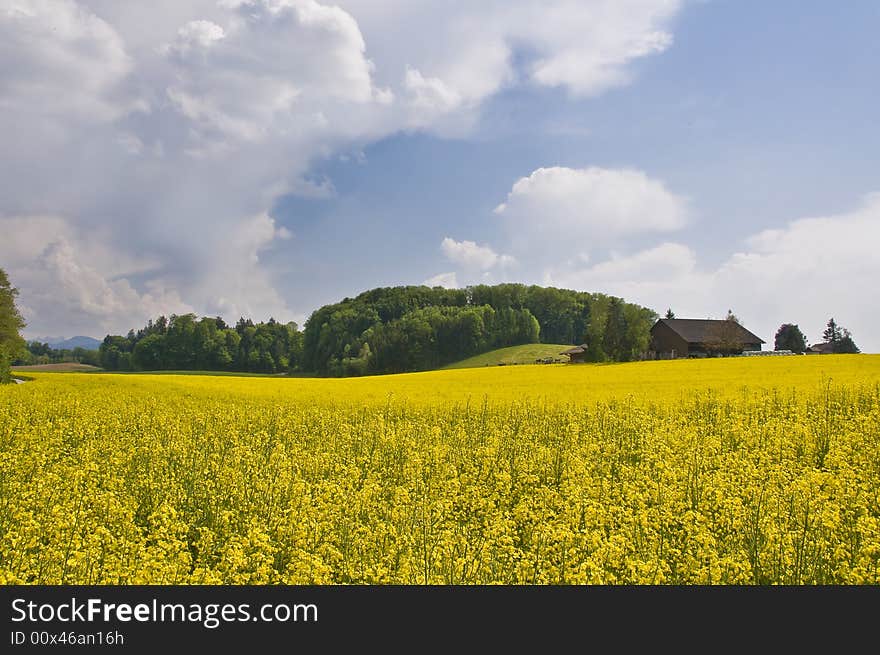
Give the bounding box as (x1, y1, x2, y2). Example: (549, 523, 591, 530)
(1, 355, 878, 584)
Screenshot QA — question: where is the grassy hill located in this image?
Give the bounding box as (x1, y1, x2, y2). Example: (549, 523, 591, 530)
(442, 343, 571, 369)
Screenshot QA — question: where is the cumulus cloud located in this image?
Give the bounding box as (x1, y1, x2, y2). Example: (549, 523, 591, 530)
(0, 214, 192, 337)
(494, 166, 688, 257)
(0, 0, 134, 121)
(162, 0, 389, 149)
(440, 237, 515, 271)
(341, 0, 681, 128)
(710, 193, 880, 350)
(163, 19, 226, 56)
(422, 272, 459, 289)
(0, 0, 685, 337)
(34, 240, 192, 332)
(1, 0, 391, 335)
(545, 194, 880, 352)
(402, 68, 466, 128)
(1, 210, 297, 336)
(545, 242, 709, 315)
(525, 1, 677, 95)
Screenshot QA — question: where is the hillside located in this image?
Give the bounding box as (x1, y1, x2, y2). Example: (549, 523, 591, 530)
(303, 283, 657, 375)
(442, 343, 571, 369)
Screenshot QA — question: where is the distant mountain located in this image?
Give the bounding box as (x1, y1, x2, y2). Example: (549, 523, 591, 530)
(37, 336, 102, 351)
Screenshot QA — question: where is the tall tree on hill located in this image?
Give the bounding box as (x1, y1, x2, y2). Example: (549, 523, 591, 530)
(823, 318, 841, 344)
(774, 324, 807, 354)
(0, 268, 27, 383)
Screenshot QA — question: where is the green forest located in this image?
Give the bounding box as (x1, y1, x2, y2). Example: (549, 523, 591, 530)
(98, 315, 302, 374)
(95, 284, 657, 376)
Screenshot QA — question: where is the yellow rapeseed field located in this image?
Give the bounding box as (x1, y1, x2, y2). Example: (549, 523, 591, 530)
(2, 355, 879, 584)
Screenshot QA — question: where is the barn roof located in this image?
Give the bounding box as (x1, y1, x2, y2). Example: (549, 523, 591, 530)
(560, 344, 588, 355)
(653, 318, 765, 344)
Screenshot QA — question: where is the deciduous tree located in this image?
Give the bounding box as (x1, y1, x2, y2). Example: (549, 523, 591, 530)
(774, 324, 806, 354)
(0, 268, 27, 383)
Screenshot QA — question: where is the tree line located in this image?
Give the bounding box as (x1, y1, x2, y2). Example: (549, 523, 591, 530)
(0, 262, 867, 380)
(303, 284, 657, 375)
(83, 284, 656, 376)
(1, 264, 867, 382)
(15, 341, 101, 367)
(98, 314, 304, 373)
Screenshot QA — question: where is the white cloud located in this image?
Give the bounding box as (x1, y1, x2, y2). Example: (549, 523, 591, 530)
(546, 241, 710, 315)
(285, 176, 336, 198)
(164, 19, 226, 56)
(161, 0, 389, 148)
(0, 0, 134, 121)
(544, 194, 880, 352)
(403, 68, 465, 125)
(191, 212, 294, 321)
(0, 0, 686, 337)
(1, 0, 390, 333)
(35, 240, 192, 330)
(422, 272, 459, 289)
(0, 215, 192, 337)
(711, 193, 880, 350)
(495, 166, 688, 256)
(1, 211, 295, 336)
(440, 237, 515, 271)
(525, 1, 677, 95)
(339, 0, 681, 126)
(0, 215, 159, 280)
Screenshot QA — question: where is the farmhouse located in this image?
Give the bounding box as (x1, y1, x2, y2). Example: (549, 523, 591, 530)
(559, 344, 589, 364)
(649, 318, 764, 358)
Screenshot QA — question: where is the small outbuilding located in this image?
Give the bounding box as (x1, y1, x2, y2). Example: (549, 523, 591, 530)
(560, 344, 589, 364)
(805, 342, 835, 354)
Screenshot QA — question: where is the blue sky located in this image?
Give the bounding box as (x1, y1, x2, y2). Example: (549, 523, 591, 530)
(2, 1, 878, 350)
